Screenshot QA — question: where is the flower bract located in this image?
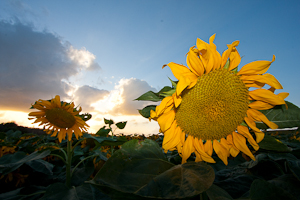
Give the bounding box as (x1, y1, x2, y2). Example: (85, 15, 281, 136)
(29, 95, 89, 142)
(150, 34, 289, 165)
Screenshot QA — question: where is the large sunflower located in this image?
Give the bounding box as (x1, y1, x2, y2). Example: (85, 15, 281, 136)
(150, 34, 289, 165)
(29, 95, 89, 142)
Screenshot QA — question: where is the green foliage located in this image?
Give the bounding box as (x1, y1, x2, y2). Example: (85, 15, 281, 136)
(135, 86, 174, 102)
(0, 150, 51, 175)
(258, 135, 290, 152)
(89, 139, 215, 199)
(138, 105, 156, 118)
(1, 120, 300, 199)
(256, 101, 300, 129)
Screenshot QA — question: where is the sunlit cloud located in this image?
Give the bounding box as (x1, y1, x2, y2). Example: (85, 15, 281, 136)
(0, 20, 160, 135)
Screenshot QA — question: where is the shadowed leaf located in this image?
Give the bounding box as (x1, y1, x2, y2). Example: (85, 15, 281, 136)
(256, 101, 300, 129)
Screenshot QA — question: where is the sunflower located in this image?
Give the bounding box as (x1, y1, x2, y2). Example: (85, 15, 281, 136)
(29, 95, 89, 142)
(150, 34, 289, 165)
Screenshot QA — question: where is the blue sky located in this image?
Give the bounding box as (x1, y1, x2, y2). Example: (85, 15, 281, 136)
(0, 0, 299, 134)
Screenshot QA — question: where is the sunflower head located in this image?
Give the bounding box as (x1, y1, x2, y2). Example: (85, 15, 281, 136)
(150, 34, 289, 165)
(29, 95, 90, 143)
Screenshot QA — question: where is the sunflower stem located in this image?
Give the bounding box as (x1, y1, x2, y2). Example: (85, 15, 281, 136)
(65, 140, 73, 188)
(110, 124, 115, 155)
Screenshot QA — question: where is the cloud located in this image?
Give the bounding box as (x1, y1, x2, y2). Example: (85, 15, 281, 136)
(0, 20, 102, 111)
(0, 20, 160, 135)
(110, 78, 158, 115)
(74, 85, 109, 113)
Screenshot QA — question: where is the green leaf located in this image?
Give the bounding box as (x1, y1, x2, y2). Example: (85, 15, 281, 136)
(256, 101, 300, 129)
(249, 179, 296, 200)
(135, 162, 215, 199)
(40, 183, 110, 200)
(99, 136, 128, 146)
(71, 158, 94, 186)
(135, 86, 174, 102)
(287, 160, 300, 181)
(205, 184, 233, 200)
(26, 159, 54, 175)
(158, 86, 173, 93)
(115, 121, 127, 129)
(0, 150, 51, 175)
(134, 91, 162, 102)
(104, 118, 114, 125)
(82, 133, 117, 145)
(89, 139, 215, 199)
(95, 126, 111, 137)
(89, 139, 174, 193)
(138, 105, 156, 118)
(258, 135, 290, 152)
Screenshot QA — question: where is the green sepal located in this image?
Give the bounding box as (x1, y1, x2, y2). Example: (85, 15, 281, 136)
(223, 59, 230, 70)
(232, 67, 238, 74)
(161, 88, 176, 97)
(168, 77, 178, 89)
(240, 121, 248, 127)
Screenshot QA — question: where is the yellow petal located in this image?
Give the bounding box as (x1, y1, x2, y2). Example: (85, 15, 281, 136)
(228, 46, 241, 71)
(157, 109, 175, 132)
(226, 134, 240, 157)
(204, 140, 213, 156)
(244, 117, 265, 143)
(164, 62, 193, 81)
(237, 125, 259, 150)
(230, 146, 240, 157)
(194, 138, 216, 163)
(241, 74, 283, 89)
(180, 128, 186, 144)
(28, 111, 46, 117)
(186, 46, 204, 77)
(195, 151, 203, 162)
(249, 89, 286, 106)
(237, 55, 275, 75)
(213, 140, 228, 165)
(248, 100, 275, 110)
(155, 96, 173, 116)
(221, 40, 239, 67)
(232, 132, 255, 160)
(163, 127, 181, 151)
(181, 135, 195, 164)
(58, 129, 67, 143)
(209, 34, 222, 70)
(67, 128, 73, 141)
(162, 121, 178, 147)
(220, 138, 230, 153)
(177, 75, 191, 96)
(172, 93, 182, 108)
(53, 95, 61, 108)
(247, 109, 278, 129)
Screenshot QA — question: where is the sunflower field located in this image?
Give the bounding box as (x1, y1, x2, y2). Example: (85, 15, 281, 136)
(1, 35, 300, 200)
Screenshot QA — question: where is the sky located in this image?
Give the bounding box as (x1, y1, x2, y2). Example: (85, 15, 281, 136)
(0, 0, 299, 135)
